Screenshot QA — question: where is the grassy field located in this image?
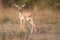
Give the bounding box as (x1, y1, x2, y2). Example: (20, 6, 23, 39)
(0, 1, 60, 40)
(0, 22, 60, 40)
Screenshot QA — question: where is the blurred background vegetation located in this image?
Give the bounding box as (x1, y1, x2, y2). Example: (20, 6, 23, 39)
(2, 0, 60, 10)
(0, 0, 60, 24)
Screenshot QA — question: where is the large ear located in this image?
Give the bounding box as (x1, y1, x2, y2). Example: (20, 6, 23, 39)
(21, 4, 26, 8)
(14, 4, 19, 8)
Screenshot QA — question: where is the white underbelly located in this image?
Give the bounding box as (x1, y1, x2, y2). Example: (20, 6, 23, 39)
(19, 16, 32, 21)
(26, 17, 32, 21)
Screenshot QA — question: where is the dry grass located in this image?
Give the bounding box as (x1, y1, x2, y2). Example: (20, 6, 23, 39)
(0, 23, 60, 40)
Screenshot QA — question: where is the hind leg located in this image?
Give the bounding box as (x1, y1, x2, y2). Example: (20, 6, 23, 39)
(29, 19, 36, 34)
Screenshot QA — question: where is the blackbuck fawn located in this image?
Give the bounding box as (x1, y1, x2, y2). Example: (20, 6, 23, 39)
(14, 4, 35, 34)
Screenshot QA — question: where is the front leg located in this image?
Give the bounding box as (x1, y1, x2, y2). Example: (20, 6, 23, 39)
(23, 19, 26, 32)
(20, 19, 23, 31)
(19, 16, 25, 31)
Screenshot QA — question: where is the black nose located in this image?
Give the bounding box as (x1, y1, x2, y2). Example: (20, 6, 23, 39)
(19, 9, 23, 13)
